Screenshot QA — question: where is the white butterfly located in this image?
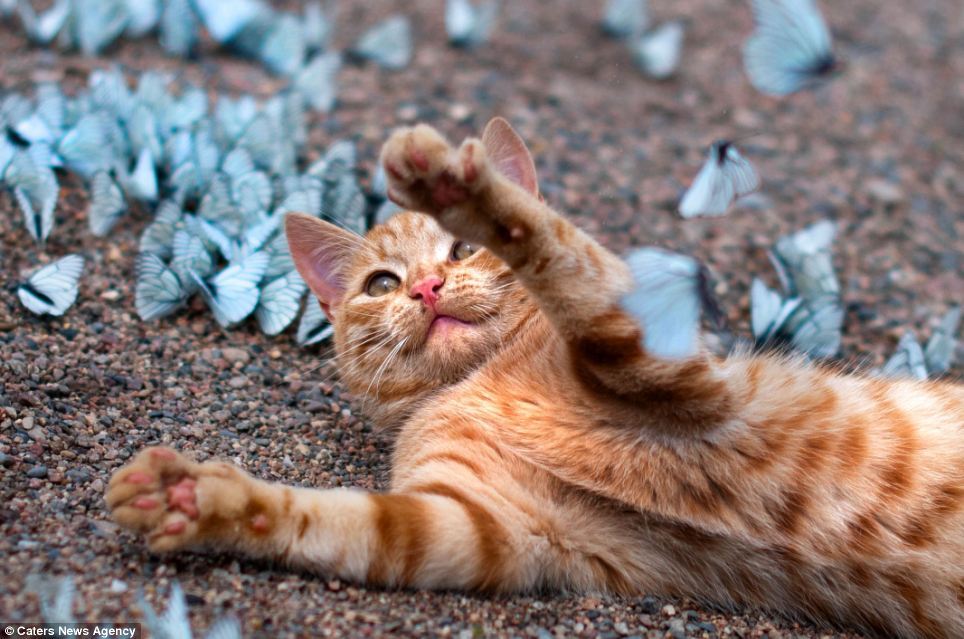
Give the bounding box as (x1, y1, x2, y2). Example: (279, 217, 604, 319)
(923, 306, 961, 375)
(140, 582, 242, 639)
(679, 140, 760, 218)
(881, 332, 928, 381)
(159, 0, 198, 57)
(261, 13, 306, 76)
(297, 296, 334, 346)
(140, 200, 184, 258)
(56, 112, 115, 179)
(302, 1, 330, 52)
(171, 228, 215, 285)
(770, 219, 838, 300)
(123, 0, 161, 37)
(602, 0, 647, 38)
(121, 147, 159, 202)
(352, 15, 412, 70)
(192, 252, 269, 328)
(192, 0, 265, 43)
(751, 279, 841, 359)
(18, 254, 85, 316)
(621, 247, 714, 359)
(5, 152, 59, 245)
(631, 21, 684, 79)
(88, 170, 126, 236)
(74, 0, 127, 55)
(16, 0, 71, 44)
(135, 253, 191, 321)
(293, 52, 341, 112)
(446, 0, 498, 48)
(743, 0, 837, 96)
(256, 271, 307, 336)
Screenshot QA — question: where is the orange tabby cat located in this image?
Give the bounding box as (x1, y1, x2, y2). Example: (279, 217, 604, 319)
(107, 118, 964, 638)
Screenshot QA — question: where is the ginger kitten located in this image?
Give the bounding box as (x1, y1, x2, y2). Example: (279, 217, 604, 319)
(107, 118, 964, 638)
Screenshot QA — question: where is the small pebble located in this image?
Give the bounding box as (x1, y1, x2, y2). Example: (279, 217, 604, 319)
(26, 465, 48, 479)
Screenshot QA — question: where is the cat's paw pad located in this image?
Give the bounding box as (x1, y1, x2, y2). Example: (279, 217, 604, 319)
(106, 447, 250, 552)
(380, 124, 488, 211)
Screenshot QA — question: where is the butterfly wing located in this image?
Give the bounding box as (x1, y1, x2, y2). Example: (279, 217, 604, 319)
(256, 271, 307, 335)
(782, 295, 842, 359)
(679, 149, 729, 218)
(353, 15, 412, 70)
(632, 20, 684, 79)
(159, 0, 198, 56)
(721, 145, 761, 198)
(293, 52, 341, 112)
(773, 220, 838, 300)
(171, 229, 215, 285)
(881, 332, 928, 380)
(261, 13, 307, 76)
(204, 617, 243, 639)
(194, 252, 269, 327)
(923, 306, 961, 376)
(18, 254, 85, 316)
(602, 0, 647, 38)
(88, 171, 127, 236)
(135, 253, 190, 321)
(621, 248, 703, 359)
(743, 0, 834, 96)
(297, 296, 334, 346)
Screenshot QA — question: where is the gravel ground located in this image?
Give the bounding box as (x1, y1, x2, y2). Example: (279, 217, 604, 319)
(2, 1, 962, 637)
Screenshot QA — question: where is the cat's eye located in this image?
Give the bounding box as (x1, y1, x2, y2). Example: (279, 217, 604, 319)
(365, 272, 401, 297)
(451, 241, 479, 261)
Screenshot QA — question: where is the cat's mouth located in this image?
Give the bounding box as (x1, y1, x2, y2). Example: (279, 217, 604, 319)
(428, 314, 475, 336)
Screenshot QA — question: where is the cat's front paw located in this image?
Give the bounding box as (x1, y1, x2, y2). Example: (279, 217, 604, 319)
(380, 124, 489, 213)
(106, 447, 257, 553)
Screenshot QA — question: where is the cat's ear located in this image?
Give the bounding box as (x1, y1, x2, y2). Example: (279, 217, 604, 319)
(482, 117, 539, 197)
(285, 213, 360, 321)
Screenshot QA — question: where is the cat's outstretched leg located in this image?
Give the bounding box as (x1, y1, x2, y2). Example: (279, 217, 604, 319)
(106, 446, 620, 592)
(380, 121, 733, 430)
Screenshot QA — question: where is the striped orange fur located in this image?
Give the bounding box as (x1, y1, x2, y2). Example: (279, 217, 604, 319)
(106, 118, 964, 639)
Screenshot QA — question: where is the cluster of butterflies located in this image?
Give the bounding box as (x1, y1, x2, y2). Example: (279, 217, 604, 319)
(26, 574, 242, 639)
(602, 0, 838, 95)
(9, 67, 406, 347)
(0, 0, 411, 77)
(622, 218, 960, 379)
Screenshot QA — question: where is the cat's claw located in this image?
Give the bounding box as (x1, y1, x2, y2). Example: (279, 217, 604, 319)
(106, 446, 251, 553)
(380, 124, 489, 212)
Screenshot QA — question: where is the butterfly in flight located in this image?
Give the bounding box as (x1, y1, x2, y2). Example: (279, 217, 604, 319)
(743, 0, 838, 96)
(679, 140, 760, 218)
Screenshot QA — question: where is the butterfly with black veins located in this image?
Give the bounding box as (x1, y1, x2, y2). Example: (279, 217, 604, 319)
(881, 307, 961, 379)
(18, 254, 85, 317)
(750, 278, 842, 359)
(192, 252, 269, 328)
(88, 170, 127, 236)
(140, 581, 243, 639)
(601, 0, 648, 38)
(770, 219, 839, 300)
(445, 0, 498, 48)
(256, 271, 307, 336)
(621, 248, 720, 359)
(743, 0, 837, 96)
(5, 151, 59, 245)
(881, 332, 929, 381)
(750, 220, 843, 359)
(135, 253, 191, 321)
(631, 21, 684, 79)
(297, 297, 334, 346)
(352, 15, 413, 70)
(679, 140, 760, 218)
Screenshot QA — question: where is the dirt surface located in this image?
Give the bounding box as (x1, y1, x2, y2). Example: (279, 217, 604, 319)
(1, 1, 962, 637)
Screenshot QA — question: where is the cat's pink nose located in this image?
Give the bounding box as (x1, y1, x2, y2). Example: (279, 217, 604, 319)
(410, 276, 444, 308)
